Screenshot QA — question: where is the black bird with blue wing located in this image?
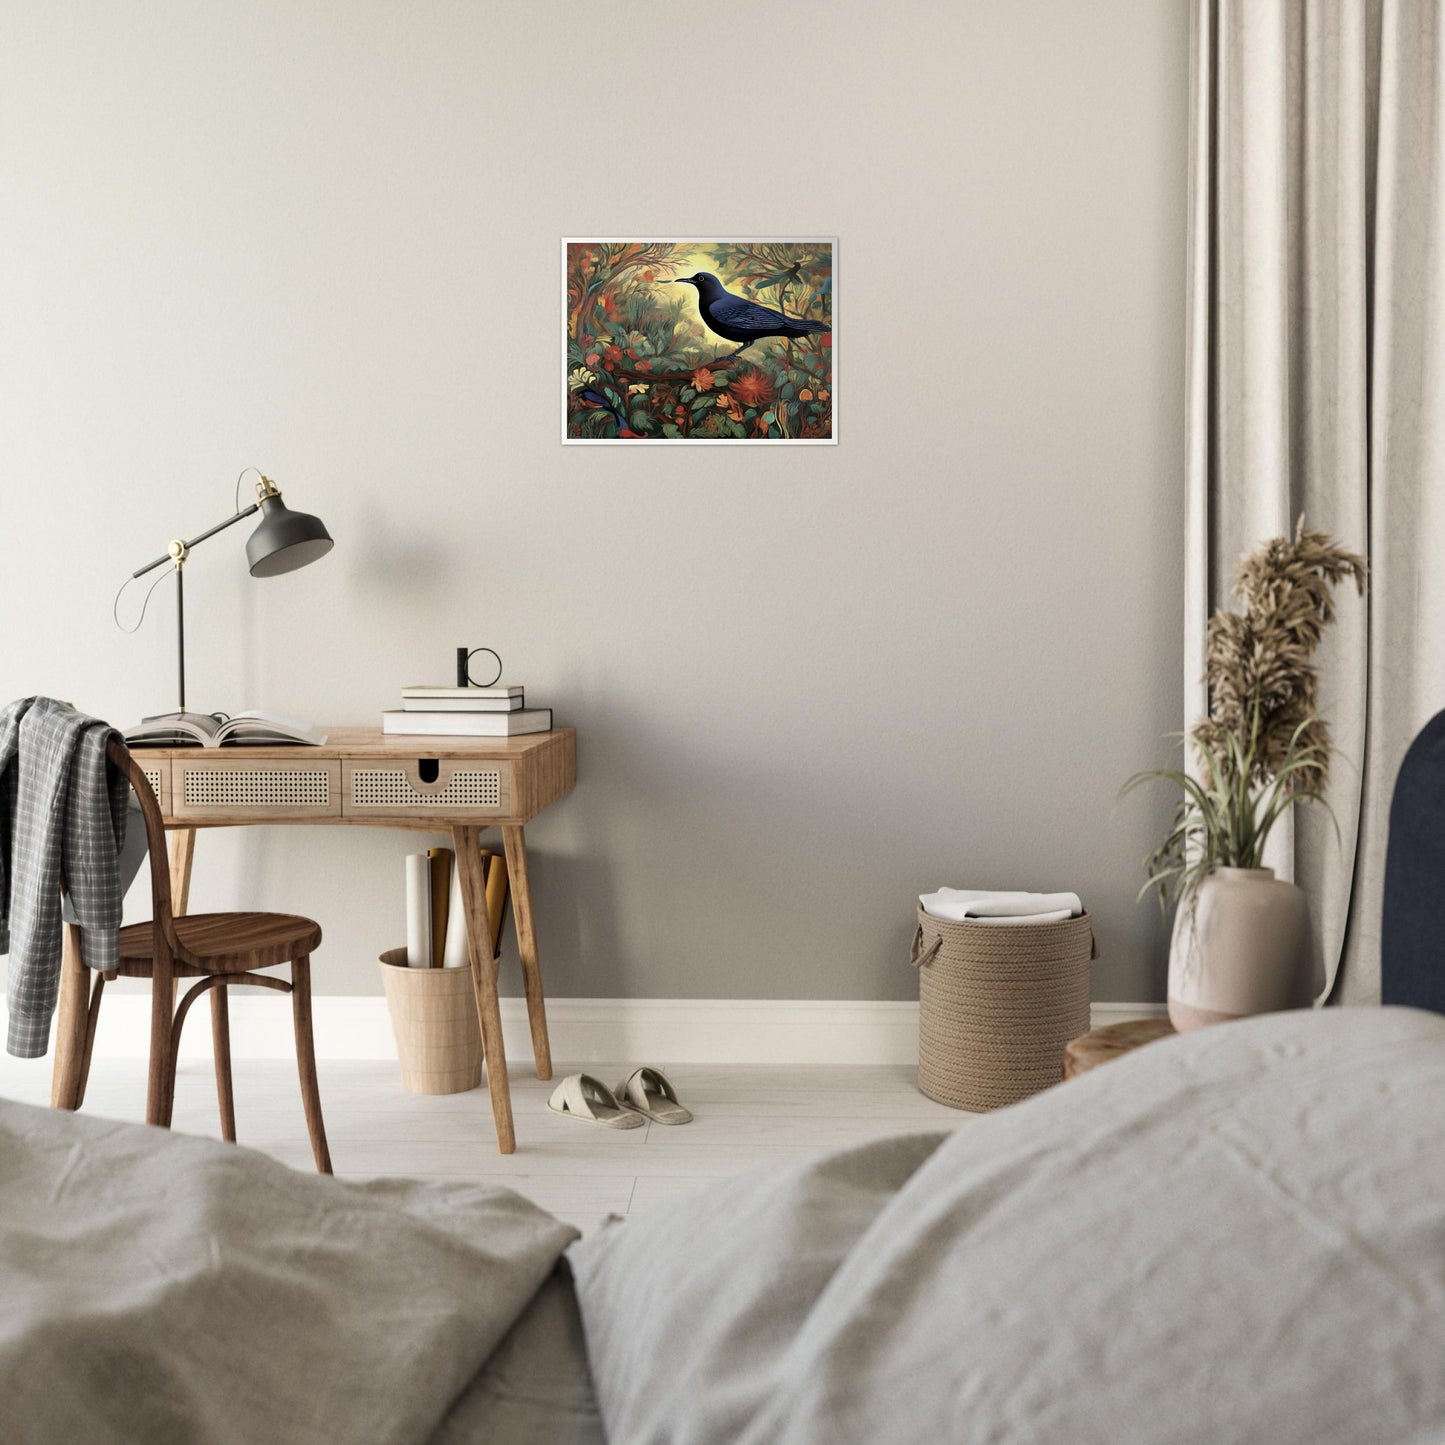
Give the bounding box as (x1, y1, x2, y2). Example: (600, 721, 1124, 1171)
(671, 272, 829, 361)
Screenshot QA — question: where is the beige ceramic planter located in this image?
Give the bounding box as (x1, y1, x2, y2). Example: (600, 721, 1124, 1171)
(1167, 867, 1313, 1031)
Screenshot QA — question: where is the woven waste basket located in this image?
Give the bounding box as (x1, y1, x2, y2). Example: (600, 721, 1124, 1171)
(379, 948, 482, 1095)
(910, 907, 1095, 1111)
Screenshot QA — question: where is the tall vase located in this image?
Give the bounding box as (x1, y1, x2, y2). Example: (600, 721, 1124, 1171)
(1167, 867, 1313, 1031)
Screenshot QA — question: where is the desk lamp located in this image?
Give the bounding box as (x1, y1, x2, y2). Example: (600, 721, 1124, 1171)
(120, 469, 334, 723)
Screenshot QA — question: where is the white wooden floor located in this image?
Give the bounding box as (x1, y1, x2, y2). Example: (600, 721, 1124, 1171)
(0, 1055, 972, 1233)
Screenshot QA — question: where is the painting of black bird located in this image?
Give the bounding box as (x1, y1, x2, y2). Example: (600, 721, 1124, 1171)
(671, 272, 830, 361)
(565, 239, 833, 442)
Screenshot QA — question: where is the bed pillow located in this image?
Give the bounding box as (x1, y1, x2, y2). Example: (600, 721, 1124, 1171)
(570, 1007, 1445, 1445)
(567, 1129, 947, 1444)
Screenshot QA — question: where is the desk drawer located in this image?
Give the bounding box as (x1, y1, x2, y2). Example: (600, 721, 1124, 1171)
(173, 759, 342, 819)
(135, 760, 171, 815)
(343, 759, 512, 818)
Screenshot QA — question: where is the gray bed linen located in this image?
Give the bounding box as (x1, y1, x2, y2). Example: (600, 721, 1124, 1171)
(431, 1263, 605, 1445)
(570, 1007, 1445, 1445)
(0, 1098, 578, 1445)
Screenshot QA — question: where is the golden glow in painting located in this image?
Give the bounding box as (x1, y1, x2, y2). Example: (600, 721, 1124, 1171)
(564, 239, 835, 443)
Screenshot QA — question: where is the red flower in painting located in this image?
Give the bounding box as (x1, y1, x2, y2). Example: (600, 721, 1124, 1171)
(692, 368, 715, 392)
(728, 369, 775, 410)
(821, 334, 832, 348)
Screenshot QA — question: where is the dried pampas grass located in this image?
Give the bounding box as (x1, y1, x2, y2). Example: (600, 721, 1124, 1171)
(1123, 518, 1366, 905)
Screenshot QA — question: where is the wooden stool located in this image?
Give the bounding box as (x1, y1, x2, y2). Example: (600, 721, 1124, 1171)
(1062, 1018, 1176, 1079)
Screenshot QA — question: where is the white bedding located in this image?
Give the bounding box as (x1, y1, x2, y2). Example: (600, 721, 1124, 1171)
(570, 1007, 1445, 1444)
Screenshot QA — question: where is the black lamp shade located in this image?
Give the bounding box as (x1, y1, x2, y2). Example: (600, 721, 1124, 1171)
(246, 494, 334, 577)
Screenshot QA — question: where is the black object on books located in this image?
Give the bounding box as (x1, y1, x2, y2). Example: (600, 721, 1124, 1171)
(382, 708, 552, 738)
(125, 711, 328, 748)
(457, 646, 503, 688)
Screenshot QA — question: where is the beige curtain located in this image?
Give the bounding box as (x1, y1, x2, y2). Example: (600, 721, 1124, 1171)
(1186, 0, 1445, 1004)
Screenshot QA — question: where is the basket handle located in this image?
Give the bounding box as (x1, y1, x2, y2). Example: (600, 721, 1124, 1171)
(909, 926, 942, 969)
(911, 921, 1097, 965)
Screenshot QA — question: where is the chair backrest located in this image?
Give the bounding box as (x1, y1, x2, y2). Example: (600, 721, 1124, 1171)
(105, 737, 182, 964)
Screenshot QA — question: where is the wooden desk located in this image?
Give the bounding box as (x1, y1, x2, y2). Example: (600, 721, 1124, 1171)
(51, 727, 577, 1154)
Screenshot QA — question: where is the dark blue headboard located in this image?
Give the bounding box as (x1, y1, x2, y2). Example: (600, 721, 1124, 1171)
(1383, 709, 1445, 1015)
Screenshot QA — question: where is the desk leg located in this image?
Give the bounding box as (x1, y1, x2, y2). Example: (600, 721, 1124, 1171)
(501, 825, 552, 1082)
(454, 825, 516, 1154)
(168, 827, 195, 1011)
(169, 828, 195, 914)
(50, 923, 88, 1109)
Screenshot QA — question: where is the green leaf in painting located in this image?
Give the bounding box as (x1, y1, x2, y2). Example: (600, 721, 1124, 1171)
(662, 423, 682, 439)
(762, 410, 776, 426)
(680, 387, 697, 402)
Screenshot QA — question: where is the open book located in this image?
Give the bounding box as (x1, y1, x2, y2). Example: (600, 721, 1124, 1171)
(124, 710, 327, 748)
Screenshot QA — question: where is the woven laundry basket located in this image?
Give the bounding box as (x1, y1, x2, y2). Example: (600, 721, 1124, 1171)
(911, 907, 1095, 1111)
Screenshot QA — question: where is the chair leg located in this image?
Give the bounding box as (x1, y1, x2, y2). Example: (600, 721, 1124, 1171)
(211, 986, 236, 1143)
(50, 923, 89, 1110)
(289, 955, 332, 1174)
(146, 965, 176, 1128)
(74, 972, 107, 1111)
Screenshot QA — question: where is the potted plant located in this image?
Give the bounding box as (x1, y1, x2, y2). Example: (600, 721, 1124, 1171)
(1124, 520, 1366, 1031)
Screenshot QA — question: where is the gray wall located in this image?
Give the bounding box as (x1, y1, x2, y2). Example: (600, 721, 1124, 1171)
(0, 1, 1187, 1001)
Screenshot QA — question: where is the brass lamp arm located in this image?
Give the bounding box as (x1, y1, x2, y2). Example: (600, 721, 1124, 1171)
(130, 477, 282, 579)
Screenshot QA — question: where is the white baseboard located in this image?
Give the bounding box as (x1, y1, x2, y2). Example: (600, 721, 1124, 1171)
(21, 995, 1167, 1067)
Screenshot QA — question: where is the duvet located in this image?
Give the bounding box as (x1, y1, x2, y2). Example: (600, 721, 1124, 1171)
(4, 1007, 1445, 1445)
(570, 1007, 1445, 1444)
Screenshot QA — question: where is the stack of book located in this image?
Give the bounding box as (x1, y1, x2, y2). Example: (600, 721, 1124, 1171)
(382, 685, 553, 737)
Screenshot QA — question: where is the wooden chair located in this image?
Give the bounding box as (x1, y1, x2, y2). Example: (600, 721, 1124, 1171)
(54, 738, 332, 1173)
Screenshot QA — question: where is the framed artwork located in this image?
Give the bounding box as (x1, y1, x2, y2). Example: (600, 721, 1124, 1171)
(563, 238, 836, 444)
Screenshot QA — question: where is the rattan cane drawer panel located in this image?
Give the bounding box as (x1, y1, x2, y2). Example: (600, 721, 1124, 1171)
(172, 759, 341, 818)
(343, 759, 512, 817)
(136, 761, 170, 814)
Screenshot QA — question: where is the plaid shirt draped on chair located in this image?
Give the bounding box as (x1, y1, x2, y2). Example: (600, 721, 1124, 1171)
(0, 698, 128, 1057)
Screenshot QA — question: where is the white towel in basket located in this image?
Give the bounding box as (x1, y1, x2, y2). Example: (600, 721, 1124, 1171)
(919, 889, 1083, 925)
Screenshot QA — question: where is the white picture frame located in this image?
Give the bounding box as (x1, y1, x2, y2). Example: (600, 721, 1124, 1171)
(562, 237, 838, 445)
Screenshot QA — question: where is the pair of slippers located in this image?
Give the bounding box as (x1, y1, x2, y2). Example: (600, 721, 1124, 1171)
(548, 1066, 692, 1129)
